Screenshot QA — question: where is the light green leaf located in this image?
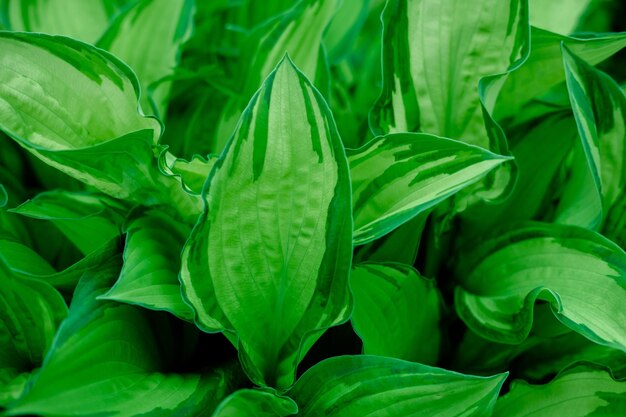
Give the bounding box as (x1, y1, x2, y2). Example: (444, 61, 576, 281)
(159, 151, 217, 195)
(0, 0, 128, 44)
(348, 133, 510, 245)
(10, 191, 125, 255)
(100, 208, 193, 321)
(494, 366, 626, 416)
(350, 263, 441, 364)
(181, 57, 353, 389)
(370, 0, 527, 148)
(289, 355, 507, 416)
(98, 0, 195, 117)
(6, 255, 231, 417)
(555, 45, 626, 229)
(455, 222, 626, 350)
(496, 28, 626, 121)
(529, 0, 593, 35)
(212, 389, 298, 417)
(212, 0, 339, 152)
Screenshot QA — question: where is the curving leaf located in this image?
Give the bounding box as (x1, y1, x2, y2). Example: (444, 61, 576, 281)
(370, 0, 527, 148)
(159, 151, 217, 195)
(98, 0, 196, 117)
(10, 190, 125, 255)
(6, 254, 232, 417)
(212, 389, 298, 417)
(496, 28, 626, 121)
(0, 0, 128, 44)
(348, 133, 510, 244)
(350, 263, 441, 364)
(493, 366, 626, 416)
(555, 45, 626, 230)
(455, 222, 626, 349)
(100, 208, 193, 321)
(289, 355, 507, 416)
(181, 57, 353, 389)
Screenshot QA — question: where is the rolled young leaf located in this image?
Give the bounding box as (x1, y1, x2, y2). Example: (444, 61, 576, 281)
(348, 133, 510, 244)
(289, 355, 507, 416)
(181, 56, 353, 389)
(455, 222, 626, 350)
(212, 389, 298, 417)
(350, 263, 441, 364)
(493, 365, 626, 416)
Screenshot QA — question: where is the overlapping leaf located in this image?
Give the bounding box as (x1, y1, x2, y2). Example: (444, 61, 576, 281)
(212, 389, 298, 417)
(181, 57, 353, 389)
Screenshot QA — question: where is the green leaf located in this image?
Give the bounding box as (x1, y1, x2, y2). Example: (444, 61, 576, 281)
(98, 0, 196, 117)
(350, 263, 441, 364)
(289, 355, 507, 416)
(529, 0, 593, 35)
(496, 28, 626, 121)
(6, 254, 232, 417)
(493, 366, 626, 416)
(10, 191, 125, 255)
(555, 45, 626, 229)
(159, 151, 217, 195)
(348, 133, 510, 244)
(212, 389, 298, 417)
(0, 0, 127, 44)
(455, 222, 626, 350)
(181, 57, 353, 389)
(371, 0, 527, 148)
(100, 208, 193, 321)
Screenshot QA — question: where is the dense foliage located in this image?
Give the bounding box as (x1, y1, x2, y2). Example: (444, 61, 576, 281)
(1, 0, 626, 416)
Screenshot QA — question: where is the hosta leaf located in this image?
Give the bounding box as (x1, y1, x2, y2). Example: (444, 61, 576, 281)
(212, 0, 339, 152)
(212, 389, 298, 417)
(10, 190, 125, 255)
(348, 133, 510, 244)
(455, 222, 626, 349)
(493, 366, 626, 416)
(159, 151, 217, 195)
(350, 263, 441, 364)
(370, 0, 527, 147)
(496, 28, 626, 121)
(100, 208, 193, 321)
(181, 57, 353, 389)
(0, 0, 127, 44)
(6, 255, 231, 417)
(555, 45, 626, 229)
(98, 0, 195, 117)
(529, 0, 592, 35)
(289, 355, 507, 416)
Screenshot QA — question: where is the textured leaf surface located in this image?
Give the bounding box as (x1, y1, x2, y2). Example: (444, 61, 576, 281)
(181, 57, 353, 389)
(350, 263, 441, 364)
(98, 0, 195, 117)
(289, 355, 507, 417)
(494, 366, 626, 416)
(371, 0, 527, 146)
(348, 133, 510, 244)
(101, 209, 193, 321)
(212, 389, 298, 417)
(455, 222, 626, 349)
(7, 255, 231, 417)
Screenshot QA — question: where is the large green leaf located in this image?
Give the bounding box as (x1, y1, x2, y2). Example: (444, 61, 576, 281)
(370, 0, 527, 148)
(181, 57, 352, 390)
(98, 0, 195, 117)
(455, 222, 626, 350)
(289, 355, 507, 416)
(6, 254, 232, 417)
(348, 133, 510, 244)
(350, 263, 441, 364)
(0, 0, 127, 44)
(212, 389, 298, 417)
(211, 0, 339, 152)
(10, 190, 125, 255)
(0, 32, 200, 215)
(555, 45, 626, 230)
(529, 0, 593, 35)
(100, 208, 193, 321)
(493, 366, 626, 416)
(496, 28, 626, 121)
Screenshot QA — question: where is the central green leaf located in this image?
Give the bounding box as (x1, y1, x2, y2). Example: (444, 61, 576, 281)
(181, 56, 353, 390)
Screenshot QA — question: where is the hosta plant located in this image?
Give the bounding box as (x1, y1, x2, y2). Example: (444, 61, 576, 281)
(1, 0, 626, 416)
